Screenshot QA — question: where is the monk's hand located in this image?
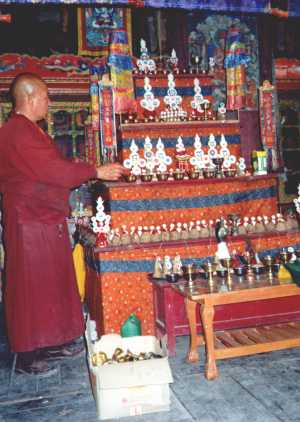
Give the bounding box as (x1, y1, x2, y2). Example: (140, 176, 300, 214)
(96, 163, 126, 181)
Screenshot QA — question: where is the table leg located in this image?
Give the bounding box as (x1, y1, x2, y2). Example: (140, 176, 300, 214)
(185, 297, 204, 363)
(201, 303, 218, 380)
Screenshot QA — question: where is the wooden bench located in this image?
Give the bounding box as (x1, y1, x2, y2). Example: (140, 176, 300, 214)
(173, 274, 300, 380)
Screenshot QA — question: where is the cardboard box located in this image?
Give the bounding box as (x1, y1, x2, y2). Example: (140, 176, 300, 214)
(86, 320, 173, 420)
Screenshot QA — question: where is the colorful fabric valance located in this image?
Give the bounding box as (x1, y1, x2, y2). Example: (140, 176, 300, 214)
(143, 0, 270, 12)
(0, 1, 298, 17)
(0, 0, 271, 14)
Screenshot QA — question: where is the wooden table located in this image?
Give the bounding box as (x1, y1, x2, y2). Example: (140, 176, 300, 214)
(173, 274, 300, 380)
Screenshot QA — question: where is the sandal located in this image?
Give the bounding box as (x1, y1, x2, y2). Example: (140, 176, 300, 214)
(16, 359, 58, 376)
(41, 341, 85, 360)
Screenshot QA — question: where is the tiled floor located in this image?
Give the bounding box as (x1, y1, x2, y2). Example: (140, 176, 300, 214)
(1, 310, 300, 421)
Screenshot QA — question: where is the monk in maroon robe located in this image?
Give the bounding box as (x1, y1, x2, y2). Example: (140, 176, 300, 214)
(0, 73, 125, 374)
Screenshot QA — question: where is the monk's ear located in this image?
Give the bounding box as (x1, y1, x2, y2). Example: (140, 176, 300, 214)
(26, 92, 36, 107)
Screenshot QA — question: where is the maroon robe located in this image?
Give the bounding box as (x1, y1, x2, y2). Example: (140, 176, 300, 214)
(0, 114, 96, 352)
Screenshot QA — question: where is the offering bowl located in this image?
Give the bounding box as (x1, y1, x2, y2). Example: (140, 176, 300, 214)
(156, 172, 169, 181)
(188, 170, 200, 179)
(233, 266, 247, 277)
(174, 171, 185, 181)
(251, 264, 265, 275)
(166, 273, 180, 283)
(141, 174, 153, 182)
(212, 157, 224, 178)
(126, 174, 137, 183)
(223, 169, 236, 178)
(216, 268, 227, 278)
(203, 168, 216, 179)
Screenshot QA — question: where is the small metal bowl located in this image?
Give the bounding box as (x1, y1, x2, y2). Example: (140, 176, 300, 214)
(126, 174, 137, 183)
(203, 168, 216, 178)
(216, 269, 227, 278)
(166, 273, 179, 283)
(233, 267, 247, 277)
(251, 264, 265, 275)
(223, 169, 236, 178)
(188, 170, 200, 180)
(141, 174, 153, 182)
(173, 171, 185, 181)
(156, 172, 169, 181)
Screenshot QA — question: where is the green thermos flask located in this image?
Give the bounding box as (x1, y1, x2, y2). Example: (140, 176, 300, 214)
(120, 313, 141, 337)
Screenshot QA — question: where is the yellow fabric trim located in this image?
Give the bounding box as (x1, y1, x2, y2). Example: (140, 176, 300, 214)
(126, 8, 132, 56)
(72, 243, 86, 302)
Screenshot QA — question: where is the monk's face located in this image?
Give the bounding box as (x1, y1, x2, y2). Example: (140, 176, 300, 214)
(31, 82, 49, 121)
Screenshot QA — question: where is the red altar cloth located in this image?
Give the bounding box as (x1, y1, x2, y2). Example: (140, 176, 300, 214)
(85, 230, 300, 336)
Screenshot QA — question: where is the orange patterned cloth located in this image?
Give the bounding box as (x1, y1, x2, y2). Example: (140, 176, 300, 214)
(102, 175, 278, 229)
(85, 229, 300, 336)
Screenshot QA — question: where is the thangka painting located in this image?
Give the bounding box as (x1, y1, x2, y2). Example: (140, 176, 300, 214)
(187, 13, 259, 111)
(77, 6, 131, 57)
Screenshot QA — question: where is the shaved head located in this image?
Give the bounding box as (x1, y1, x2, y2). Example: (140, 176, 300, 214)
(10, 73, 46, 107)
(10, 73, 49, 122)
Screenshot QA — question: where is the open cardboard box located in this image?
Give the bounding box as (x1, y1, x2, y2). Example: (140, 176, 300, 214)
(86, 318, 173, 420)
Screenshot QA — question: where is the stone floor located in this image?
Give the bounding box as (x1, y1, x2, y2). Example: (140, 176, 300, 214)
(1, 311, 300, 422)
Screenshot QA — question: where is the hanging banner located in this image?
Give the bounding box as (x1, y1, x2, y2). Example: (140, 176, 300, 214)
(99, 78, 118, 163)
(78, 6, 135, 113)
(259, 80, 279, 171)
(107, 27, 136, 113)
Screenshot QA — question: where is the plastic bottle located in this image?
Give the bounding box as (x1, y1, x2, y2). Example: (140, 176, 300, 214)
(120, 313, 141, 337)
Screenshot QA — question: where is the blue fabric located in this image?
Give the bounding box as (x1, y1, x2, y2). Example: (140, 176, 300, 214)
(289, 1, 300, 17)
(0, 0, 271, 12)
(109, 185, 276, 212)
(224, 51, 251, 68)
(144, 0, 270, 12)
(87, 255, 208, 273)
(108, 30, 129, 45)
(87, 243, 300, 273)
(224, 27, 251, 68)
(108, 55, 133, 71)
